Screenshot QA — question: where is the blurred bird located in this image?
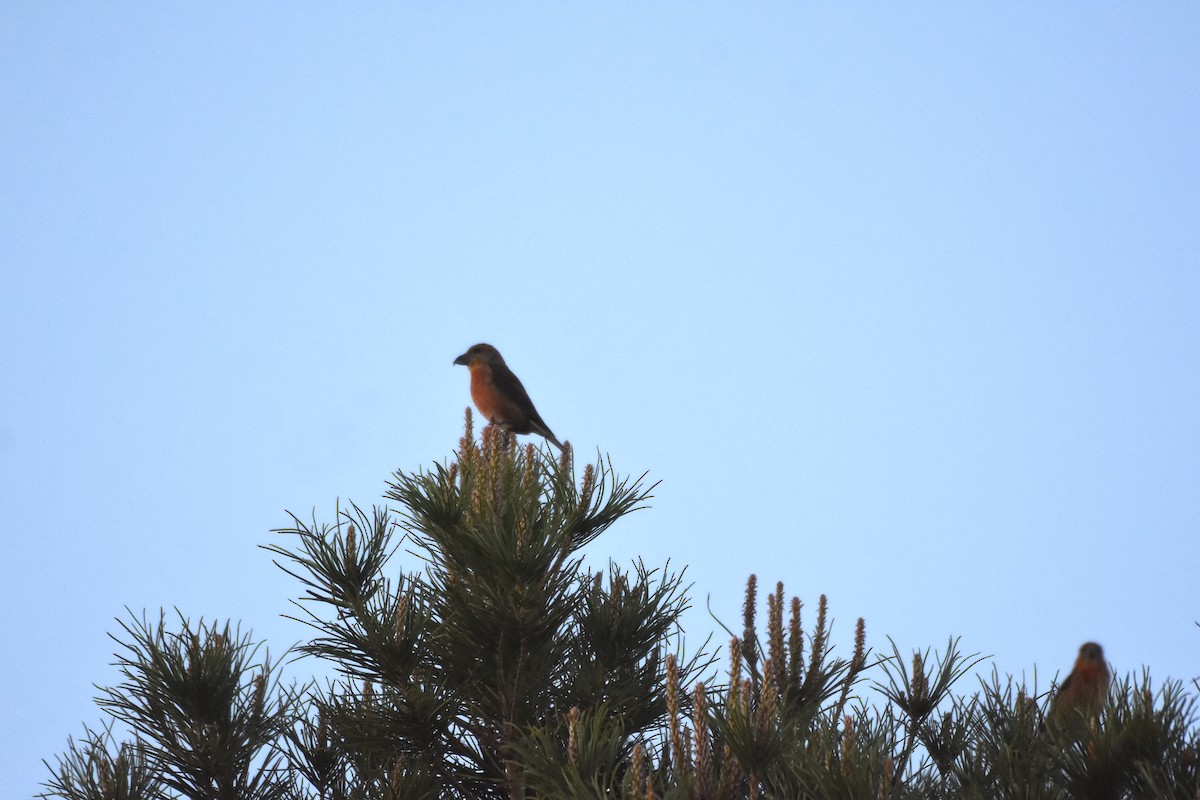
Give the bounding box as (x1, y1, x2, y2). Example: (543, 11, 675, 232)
(1051, 641, 1111, 718)
(453, 343, 564, 451)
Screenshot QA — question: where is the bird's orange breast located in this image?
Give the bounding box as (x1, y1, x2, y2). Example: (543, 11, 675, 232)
(1072, 660, 1107, 685)
(1062, 659, 1109, 707)
(468, 362, 517, 424)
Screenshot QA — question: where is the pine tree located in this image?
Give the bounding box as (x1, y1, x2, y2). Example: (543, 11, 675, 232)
(265, 413, 708, 798)
(41, 413, 1200, 799)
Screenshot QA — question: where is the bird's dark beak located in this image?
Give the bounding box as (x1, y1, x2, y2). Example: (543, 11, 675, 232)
(453, 352, 470, 366)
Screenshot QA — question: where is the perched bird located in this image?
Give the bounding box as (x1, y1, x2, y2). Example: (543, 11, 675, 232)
(1051, 641, 1111, 719)
(453, 343, 564, 450)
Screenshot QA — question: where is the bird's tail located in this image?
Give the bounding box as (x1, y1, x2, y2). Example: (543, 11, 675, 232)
(533, 422, 565, 452)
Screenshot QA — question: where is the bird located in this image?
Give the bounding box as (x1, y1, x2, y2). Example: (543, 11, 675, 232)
(1051, 641, 1111, 720)
(453, 343, 564, 450)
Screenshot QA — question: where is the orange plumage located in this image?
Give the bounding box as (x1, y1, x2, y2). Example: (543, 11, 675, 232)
(1051, 641, 1110, 719)
(453, 343, 564, 450)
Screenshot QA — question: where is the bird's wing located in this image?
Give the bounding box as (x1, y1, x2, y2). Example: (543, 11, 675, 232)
(490, 364, 538, 425)
(492, 363, 562, 448)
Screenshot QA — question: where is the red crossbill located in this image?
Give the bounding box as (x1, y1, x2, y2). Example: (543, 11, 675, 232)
(453, 343, 564, 451)
(1051, 641, 1111, 719)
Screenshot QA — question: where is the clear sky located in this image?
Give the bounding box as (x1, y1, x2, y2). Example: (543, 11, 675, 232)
(3, 5, 1199, 796)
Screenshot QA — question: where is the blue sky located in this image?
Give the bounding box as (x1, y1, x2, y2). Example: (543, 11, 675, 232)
(3, 5, 1199, 795)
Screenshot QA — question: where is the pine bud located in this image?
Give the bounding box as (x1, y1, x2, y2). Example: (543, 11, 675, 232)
(567, 706, 580, 767)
